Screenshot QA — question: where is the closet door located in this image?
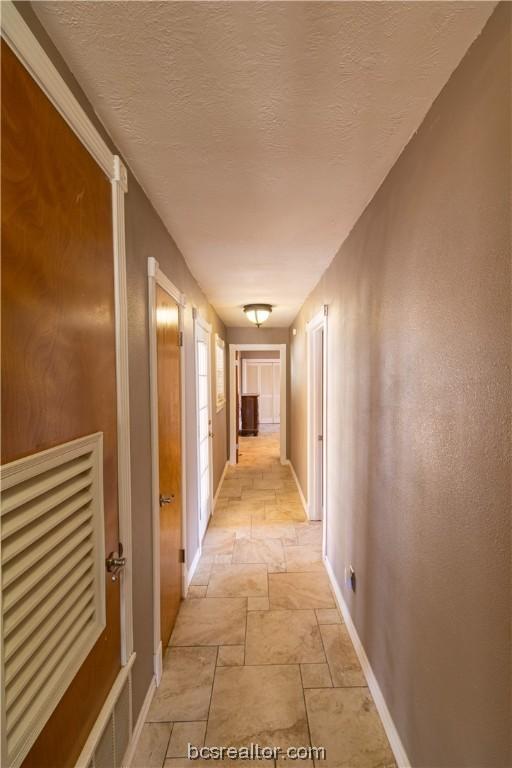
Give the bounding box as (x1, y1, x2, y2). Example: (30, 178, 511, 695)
(258, 363, 274, 423)
(272, 362, 281, 424)
(2, 41, 120, 768)
(243, 361, 259, 394)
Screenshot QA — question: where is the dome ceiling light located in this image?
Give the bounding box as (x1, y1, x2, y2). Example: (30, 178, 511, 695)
(243, 304, 272, 327)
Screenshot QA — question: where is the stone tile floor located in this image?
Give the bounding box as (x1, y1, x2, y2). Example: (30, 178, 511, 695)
(133, 434, 395, 768)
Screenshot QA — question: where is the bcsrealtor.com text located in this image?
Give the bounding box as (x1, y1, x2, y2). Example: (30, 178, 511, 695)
(187, 744, 326, 761)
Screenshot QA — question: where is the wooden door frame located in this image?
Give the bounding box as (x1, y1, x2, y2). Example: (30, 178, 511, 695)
(1, 5, 135, 767)
(193, 311, 214, 545)
(306, 307, 328, 555)
(241, 358, 281, 424)
(229, 344, 287, 465)
(147, 257, 187, 685)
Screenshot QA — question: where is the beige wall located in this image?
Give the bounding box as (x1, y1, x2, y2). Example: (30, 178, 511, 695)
(290, 6, 511, 766)
(240, 350, 280, 360)
(226, 326, 289, 345)
(17, 2, 229, 724)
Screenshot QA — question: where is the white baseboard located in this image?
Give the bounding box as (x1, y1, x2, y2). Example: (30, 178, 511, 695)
(186, 543, 202, 590)
(213, 460, 229, 509)
(285, 460, 309, 519)
(323, 556, 411, 768)
(123, 674, 157, 767)
(153, 642, 163, 687)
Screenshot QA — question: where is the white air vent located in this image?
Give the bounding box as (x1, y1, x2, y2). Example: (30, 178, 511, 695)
(1, 433, 106, 768)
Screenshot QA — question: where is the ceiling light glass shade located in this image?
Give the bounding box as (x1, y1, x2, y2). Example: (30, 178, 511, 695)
(243, 304, 272, 327)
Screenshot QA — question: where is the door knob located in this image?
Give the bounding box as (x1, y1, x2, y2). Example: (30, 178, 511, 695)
(106, 543, 127, 582)
(159, 493, 175, 506)
(209, 431, 215, 438)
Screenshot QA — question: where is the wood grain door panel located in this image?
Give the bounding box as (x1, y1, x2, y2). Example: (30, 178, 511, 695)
(1, 41, 120, 768)
(156, 285, 182, 645)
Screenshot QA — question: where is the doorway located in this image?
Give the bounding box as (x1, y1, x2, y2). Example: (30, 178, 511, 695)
(242, 358, 281, 425)
(194, 313, 214, 542)
(229, 344, 287, 464)
(148, 258, 186, 678)
(307, 308, 327, 526)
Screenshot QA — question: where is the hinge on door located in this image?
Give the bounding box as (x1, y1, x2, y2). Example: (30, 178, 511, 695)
(178, 331, 184, 347)
(178, 548, 185, 563)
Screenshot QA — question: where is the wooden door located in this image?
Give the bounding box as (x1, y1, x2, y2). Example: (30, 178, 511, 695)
(156, 285, 182, 645)
(1, 41, 120, 768)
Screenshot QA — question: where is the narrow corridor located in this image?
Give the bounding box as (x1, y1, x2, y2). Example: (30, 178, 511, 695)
(134, 434, 395, 767)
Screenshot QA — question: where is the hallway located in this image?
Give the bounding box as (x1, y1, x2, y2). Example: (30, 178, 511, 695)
(134, 434, 394, 767)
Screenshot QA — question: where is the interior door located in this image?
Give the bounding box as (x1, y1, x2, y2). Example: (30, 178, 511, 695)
(314, 328, 324, 518)
(1, 42, 121, 768)
(273, 362, 281, 424)
(156, 285, 182, 646)
(259, 363, 274, 423)
(243, 360, 259, 395)
(196, 321, 212, 541)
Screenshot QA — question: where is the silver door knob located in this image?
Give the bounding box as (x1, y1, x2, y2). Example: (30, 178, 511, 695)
(159, 493, 175, 506)
(106, 543, 127, 581)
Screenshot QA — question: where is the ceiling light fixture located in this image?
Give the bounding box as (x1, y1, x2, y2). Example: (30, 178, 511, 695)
(243, 303, 272, 328)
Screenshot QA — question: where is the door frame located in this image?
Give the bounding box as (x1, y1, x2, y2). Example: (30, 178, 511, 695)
(229, 344, 287, 464)
(147, 257, 187, 685)
(241, 358, 281, 424)
(1, 4, 134, 764)
(306, 307, 328, 550)
(193, 310, 214, 544)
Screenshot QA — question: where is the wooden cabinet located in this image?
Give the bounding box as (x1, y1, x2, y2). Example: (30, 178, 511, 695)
(240, 394, 259, 436)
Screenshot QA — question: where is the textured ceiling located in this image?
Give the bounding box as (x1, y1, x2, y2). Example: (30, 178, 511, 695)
(33, 1, 494, 326)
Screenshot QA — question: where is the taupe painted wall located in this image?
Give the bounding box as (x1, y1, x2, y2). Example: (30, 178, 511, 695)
(240, 350, 280, 360)
(290, 7, 511, 767)
(226, 326, 290, 345)
(17, 2, 229, 724)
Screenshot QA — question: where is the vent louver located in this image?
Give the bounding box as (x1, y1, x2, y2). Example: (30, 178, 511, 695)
(1, 433, 106, 768)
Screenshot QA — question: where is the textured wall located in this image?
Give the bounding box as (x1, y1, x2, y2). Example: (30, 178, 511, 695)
(15, 2, 229, 725)
(290, 7, 511, 766)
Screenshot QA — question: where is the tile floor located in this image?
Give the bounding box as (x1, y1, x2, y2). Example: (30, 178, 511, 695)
(133, 433, 395, 768)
